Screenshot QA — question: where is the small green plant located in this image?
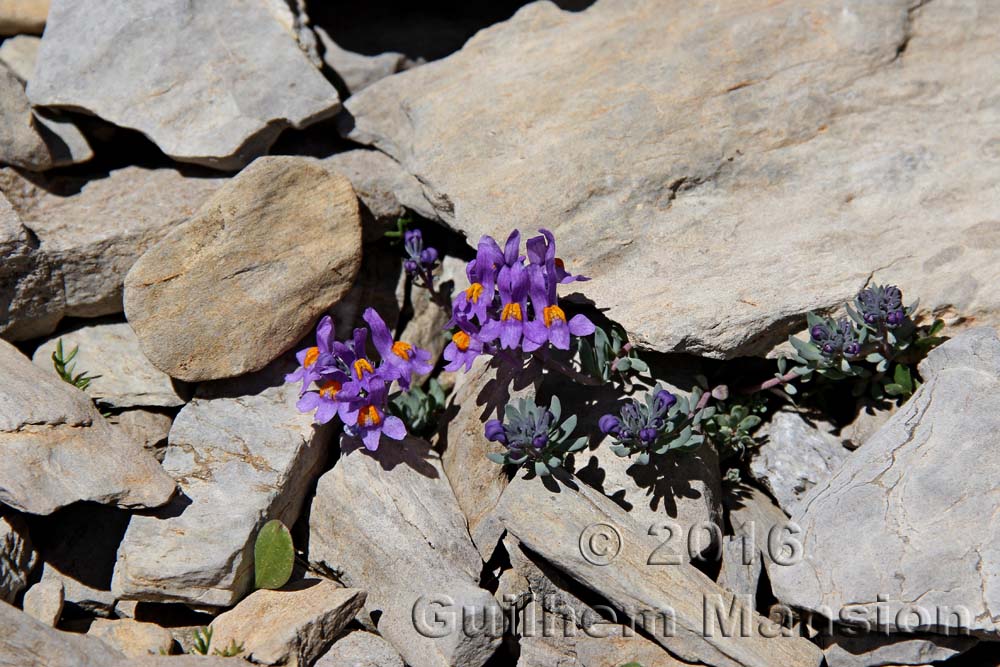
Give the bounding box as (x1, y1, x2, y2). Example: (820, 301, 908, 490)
(190, 627, 213, 655)
(188, 627, 243, 657)
(51, 339, 100, 391)
(701, 394, 767, 460)
(578, 322, 649, 385)
(254, 519, 295, 590)
(389, 378, 447, 438)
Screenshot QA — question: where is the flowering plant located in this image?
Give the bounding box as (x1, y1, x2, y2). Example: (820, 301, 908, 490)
(286, 308, 432, 450)
(484, 396, 588, 476)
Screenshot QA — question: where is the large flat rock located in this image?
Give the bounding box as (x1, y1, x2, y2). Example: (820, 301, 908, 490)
(0, 338, 175, 515)
(112, 364, 331, 607)
(770, 328, 1000, 636)
(342, 0, 1000, 357)
(28, 0, 340, 169)
(309, 436, 501, 667)
(124, 156, 361, 381)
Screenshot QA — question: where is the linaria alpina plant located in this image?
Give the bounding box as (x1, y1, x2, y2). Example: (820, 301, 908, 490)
(484, 396, 588, 475)
(286, 309, 432, 450)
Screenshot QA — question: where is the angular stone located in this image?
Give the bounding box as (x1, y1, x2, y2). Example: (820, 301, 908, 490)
(210, 580, 365, 666)
(496, 472, 823, 667)
(124, 156, 361, 381)
(319, 150, 435, 239)
(0, 512, 35, 603)
(750, 411, 850, 513)
(817, 631, 976, 667)
(0, 338, 175, 515)
(0, 34, 39, 82)
(724, 483, 794, 591)
(441, 358, 536, 560)
(519, 625, 697, 667)
(110, 409, 173, 462)
(315, 27, 406, 94)
(309, 435, 501, 667)
(31, 503, 131, 616)
(87, 619, 176, 658)
(112, 363, 332, 607)
(771, 328, 1000, 635)
(342, 0, 1000, 358)
(0, 0, 48, 36)
(28, 0, 340, 170)
(33, 323, 185, 409)
(314, 630, 404, 667)
(0, 599, 125, 666)
(716, 535, 761, 602)
(0, 189, 62, 341)
(21, 578, 63, 626)
(0, 63, 92, 171)
(5, 165, 225, 320)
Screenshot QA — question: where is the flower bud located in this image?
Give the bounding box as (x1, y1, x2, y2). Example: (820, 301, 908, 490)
(599, 414, 621, 435)
(420, 247, 439, 266)
(484, 419, 507, 444)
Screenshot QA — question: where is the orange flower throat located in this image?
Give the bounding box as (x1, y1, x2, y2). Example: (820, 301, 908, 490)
(543, 305, 567, 328)
(392, 340, 414, 361)
(358, 404, 382, 427)
(452, 331, 471, 352)
(465, 282, 484, 303)
(353, 358, 375, 379)
(501, 303, 523, 321)
(318, 380, 341, 399)
(303, 346, 319, 368)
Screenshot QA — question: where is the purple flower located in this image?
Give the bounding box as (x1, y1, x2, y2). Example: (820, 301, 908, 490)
(363, 308, 432, 390)
(484, 419, 507, 443)
(451, 236, 504, 326)
(285, 315, 337, 395)
(599, 414, 621, 435)
(344, 382, 407, 451)
(403, 229, 439, 288)
(526, 228, 588, 284)
(480, 261, 529, 350)
(523, 305, 595, 351)
(443, 319, 485, 372)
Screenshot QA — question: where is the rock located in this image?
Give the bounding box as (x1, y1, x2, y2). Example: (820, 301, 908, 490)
(319, 150, 436, 239)
(21, 579, 63, 626)
(724, 483, 793, 588)
(0, 338, 175, 515)
(309, 435, 501, 667)
(110, 409, 173, 461)
(817, 631, 976, 667)
(519, 625, 697, 667)
(328, 240, 402, 334)
(0, 512, 34, 603)
(771, 328, 1000, 635)
(750, 411, 851, 513)
(716, 535, 761, 602)
(33, 323, 185, 409)
(314, 630, 404, 667)
(0, 598, 125, 666)
(112, 362, 332, 607)
(440, 358, 535, 560)
(124, 156, 361, 382)
(210, 580, 365, 666)
(0, 189, 61, 340)
(0, 63, 91, 171)
(342, 0, 1000, 358)
(315, 26, 406, 94)
(0, 34, 39, 82)
(87, 619, 175, 658)
(31, 503, 131, 616)
(496, 472, 823, 667)
(11, 165, 224, 319)
(28, 0, 340, 170)
(0, 0, 48, 36)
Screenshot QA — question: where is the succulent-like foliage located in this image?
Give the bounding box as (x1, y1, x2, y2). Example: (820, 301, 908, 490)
(599, 385, 704, 465)
(700, 395, 766, 460)
(484, 396, 588, 476)
(388, 378, 447, 438)
(190, 627, 213, 655)
(254, 519, 295, 591)
(577, 322, 649, 385)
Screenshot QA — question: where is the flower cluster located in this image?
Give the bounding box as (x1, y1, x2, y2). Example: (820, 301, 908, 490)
(444, 229, 595, 372)
(855, 284, 906, 329)
(809, 317, 862, 359)
(402, 229, 439, 289)
(484, 396, 587, 475)
(599, 386, 702, 463)
(286, 309, 432, 450)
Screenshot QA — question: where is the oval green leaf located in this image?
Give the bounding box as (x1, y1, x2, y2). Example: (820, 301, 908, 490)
(254, 519, 295, 590)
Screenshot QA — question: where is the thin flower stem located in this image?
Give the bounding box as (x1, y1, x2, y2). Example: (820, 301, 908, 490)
(738, 369, 799, 395)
